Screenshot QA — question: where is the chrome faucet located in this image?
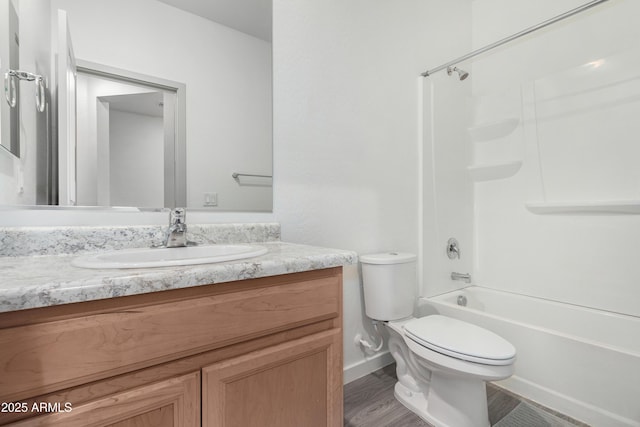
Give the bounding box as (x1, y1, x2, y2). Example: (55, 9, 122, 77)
(451, 272, 471, 283)
(164, 208, 188, 248)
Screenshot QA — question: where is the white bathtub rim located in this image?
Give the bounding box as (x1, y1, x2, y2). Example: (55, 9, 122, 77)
(467, 284, 640, 323)
(420, 288, 640, 360)
(425, 285, 640, 324)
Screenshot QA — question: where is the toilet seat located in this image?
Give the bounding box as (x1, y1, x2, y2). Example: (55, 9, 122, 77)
(404, 315, 516, 366)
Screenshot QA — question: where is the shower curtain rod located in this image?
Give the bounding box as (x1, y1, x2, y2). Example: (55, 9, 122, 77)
(421, 0, 611, 77)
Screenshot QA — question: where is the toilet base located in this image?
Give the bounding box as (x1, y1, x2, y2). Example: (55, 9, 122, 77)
(394, 377, 490, 427)
(394, 382, 443, 426)
(384, 317, 510, 427)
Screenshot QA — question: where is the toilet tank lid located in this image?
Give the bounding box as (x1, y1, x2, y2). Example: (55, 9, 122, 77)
(359, 252, 416, 265)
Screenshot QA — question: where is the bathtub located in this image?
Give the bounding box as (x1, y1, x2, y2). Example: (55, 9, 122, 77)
(419, 286, 640, 427)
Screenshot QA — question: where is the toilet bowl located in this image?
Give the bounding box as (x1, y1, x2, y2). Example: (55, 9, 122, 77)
(386, 316, 515, 427)
(359, 252, 516, 427)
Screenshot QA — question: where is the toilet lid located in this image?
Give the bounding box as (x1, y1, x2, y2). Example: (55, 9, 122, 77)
(404, 315, 516, 365)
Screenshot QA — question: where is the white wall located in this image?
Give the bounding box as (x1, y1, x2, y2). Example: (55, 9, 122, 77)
(273, 0, 472, 382)
(471, 0, 640, 317)
(75, 74, 158, 206)
(109, 110, 164, 208)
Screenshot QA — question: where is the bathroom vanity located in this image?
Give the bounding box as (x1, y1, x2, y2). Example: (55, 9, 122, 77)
(0, 224, 356, 426)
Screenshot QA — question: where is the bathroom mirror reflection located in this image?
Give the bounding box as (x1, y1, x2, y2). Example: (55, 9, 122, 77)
(0, 0, 273, 212)
(0, 0, 20, 158)
(75, 63, 185, 208)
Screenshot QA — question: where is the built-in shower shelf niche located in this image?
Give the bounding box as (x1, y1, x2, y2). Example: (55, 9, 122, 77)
(525, 200, 640, 215)
(467, 118, 519, 142)
(467, 161, 522, 182)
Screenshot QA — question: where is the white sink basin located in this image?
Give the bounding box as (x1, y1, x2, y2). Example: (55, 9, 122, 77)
(72, 244, 268, 269)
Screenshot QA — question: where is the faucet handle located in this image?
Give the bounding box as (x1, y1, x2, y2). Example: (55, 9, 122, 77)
(447, 238, 460, 259)
(170, 208, 186, 225)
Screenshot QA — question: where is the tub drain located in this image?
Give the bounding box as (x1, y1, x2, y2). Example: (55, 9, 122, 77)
(457, 295, 467, 307)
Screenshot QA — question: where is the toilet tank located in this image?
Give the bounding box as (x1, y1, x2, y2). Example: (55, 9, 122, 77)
(359, 252, 417, 321)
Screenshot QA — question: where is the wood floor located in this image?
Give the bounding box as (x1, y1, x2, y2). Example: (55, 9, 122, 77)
(344, 364, 588, 427)
(344, 364, 428, 427)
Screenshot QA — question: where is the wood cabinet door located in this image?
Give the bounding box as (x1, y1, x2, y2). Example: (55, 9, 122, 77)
(202, 329, 343, 427)
(0, 269, 341, 403)
(8, 372, 200, 427)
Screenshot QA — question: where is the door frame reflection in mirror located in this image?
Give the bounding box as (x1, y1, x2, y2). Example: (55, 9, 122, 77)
(76, 59, 186, 209)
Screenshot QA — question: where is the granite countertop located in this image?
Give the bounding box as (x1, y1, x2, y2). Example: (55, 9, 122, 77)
(0, 240, 357, 313)
(0, 223, 357, 313)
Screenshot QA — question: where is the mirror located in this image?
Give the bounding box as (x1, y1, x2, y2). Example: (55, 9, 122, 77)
(0, 0, 20, 158)
(0, 0, 273, 212)
(74, 62, 186, 208)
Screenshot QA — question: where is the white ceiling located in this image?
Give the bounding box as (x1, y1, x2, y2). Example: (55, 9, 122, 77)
(156, 0, 272, 42)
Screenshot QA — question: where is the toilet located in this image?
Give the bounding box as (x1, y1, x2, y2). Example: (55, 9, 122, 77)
(360, 252, 516, 427)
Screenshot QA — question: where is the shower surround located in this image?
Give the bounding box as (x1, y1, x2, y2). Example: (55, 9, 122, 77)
(421, 0, 640, 425)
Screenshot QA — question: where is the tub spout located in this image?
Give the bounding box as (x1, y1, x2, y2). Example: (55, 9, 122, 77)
(451, 272, 471, 283)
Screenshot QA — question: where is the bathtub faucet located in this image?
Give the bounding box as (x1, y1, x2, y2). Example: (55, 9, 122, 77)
(451, 272, 471, 283)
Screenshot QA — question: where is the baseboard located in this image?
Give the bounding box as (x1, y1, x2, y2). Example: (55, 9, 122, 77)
(343, 351, 394, 385)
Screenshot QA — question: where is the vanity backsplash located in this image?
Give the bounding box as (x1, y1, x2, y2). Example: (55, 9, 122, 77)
(0, 223, 281, 257)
